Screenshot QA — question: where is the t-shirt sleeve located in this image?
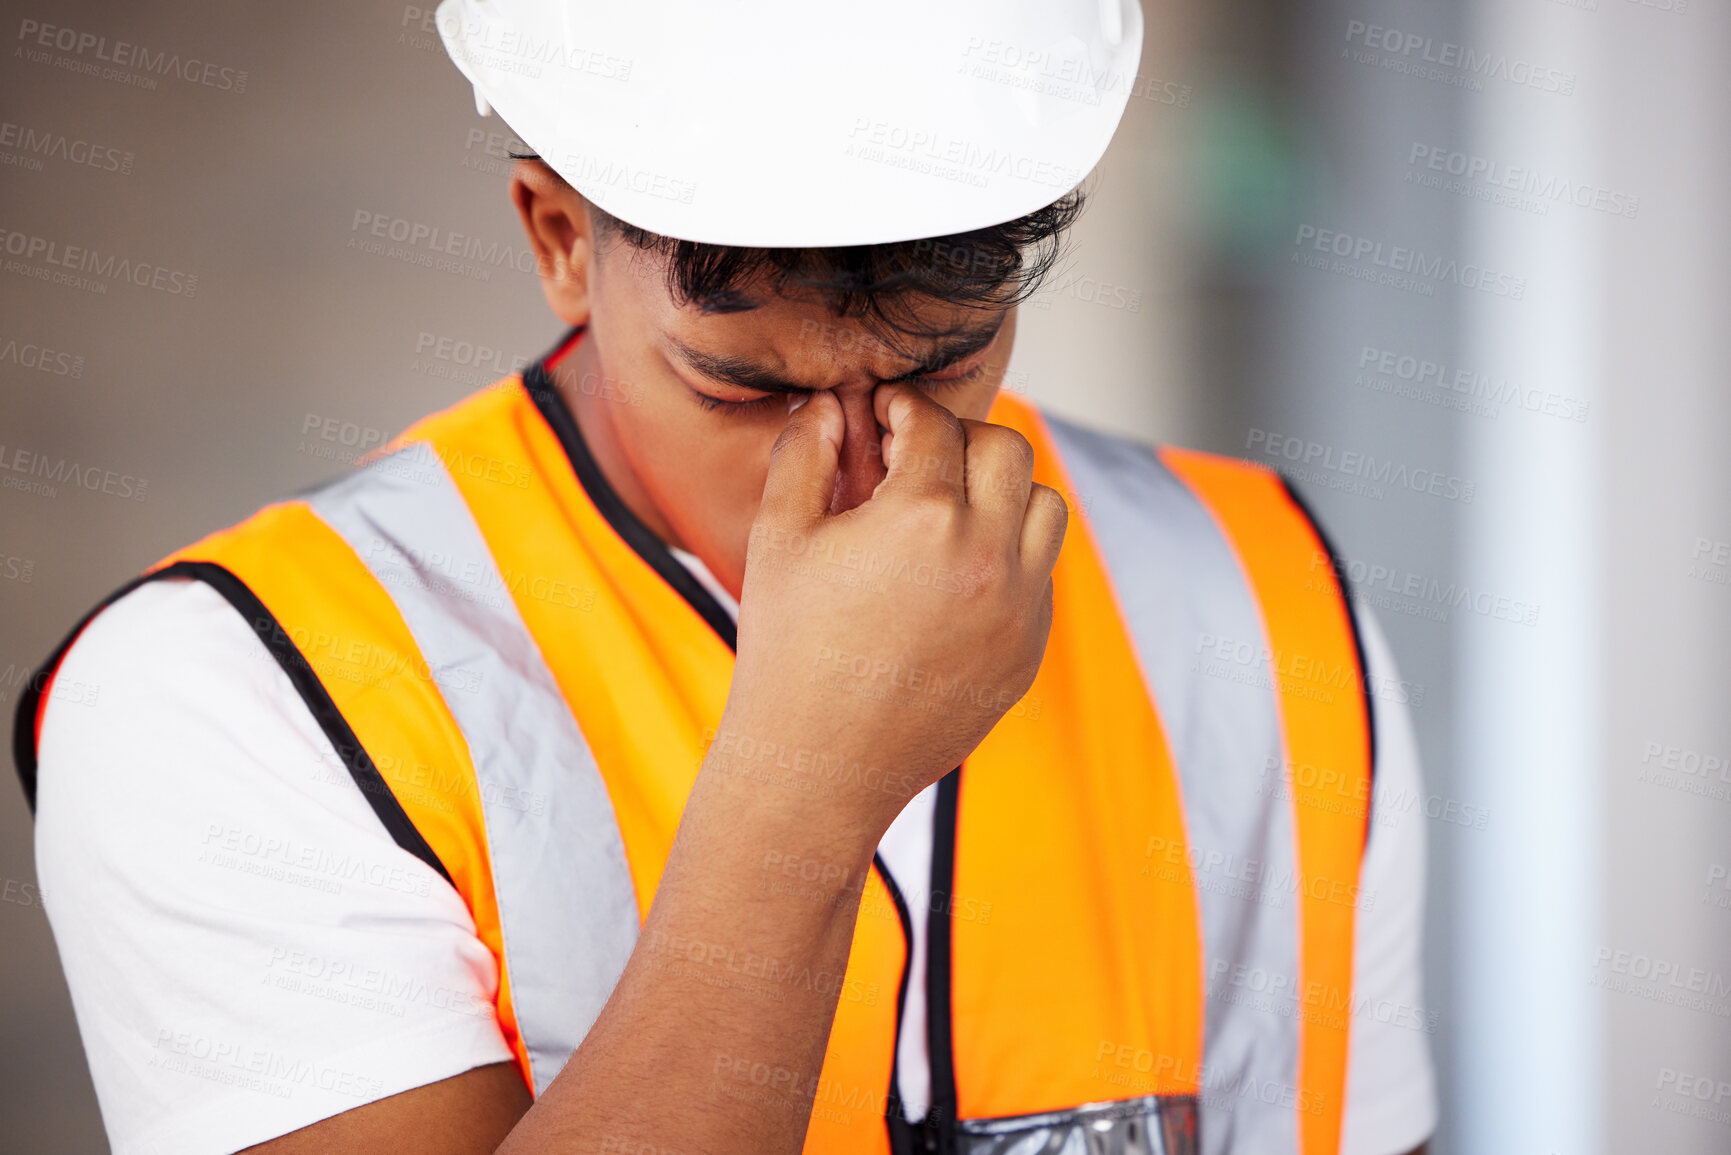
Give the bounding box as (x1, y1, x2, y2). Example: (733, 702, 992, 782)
(1339, 608, 1438, 1155)
(32, 578, 514, 1155)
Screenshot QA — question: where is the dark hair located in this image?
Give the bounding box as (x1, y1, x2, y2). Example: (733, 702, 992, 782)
(518, 153, 1083, 341)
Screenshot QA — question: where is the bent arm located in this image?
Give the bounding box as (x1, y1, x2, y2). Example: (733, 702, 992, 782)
(245, 728, 880, 1155)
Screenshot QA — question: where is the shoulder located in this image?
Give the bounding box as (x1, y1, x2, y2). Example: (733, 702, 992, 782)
(33, 576, 451, 910)
(34, 578, 289, 774)
(394, 373, 538, 455)
(1028, 404, 1268, 485)
(34, 577, 512, 1152)
(1033, 411, 1337, 636)
(1028, 408, 1296, 548)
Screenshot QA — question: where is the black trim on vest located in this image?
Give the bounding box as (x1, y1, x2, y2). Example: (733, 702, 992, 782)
(924, 766, 962, 1154)
(1276, 480, 1379, 823)
(10, 562, 455, 888)
(522, 329, 739, 652)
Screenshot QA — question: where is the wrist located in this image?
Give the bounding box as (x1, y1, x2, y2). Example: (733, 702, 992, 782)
(650, 732, 885, 944)
(697, 708, 917, 848)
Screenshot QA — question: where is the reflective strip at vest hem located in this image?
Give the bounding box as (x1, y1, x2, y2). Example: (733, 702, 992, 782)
(957, 1094, 1200, 1155)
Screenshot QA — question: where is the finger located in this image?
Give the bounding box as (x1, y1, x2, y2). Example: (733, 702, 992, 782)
(957, 420, 1034, 520)
(871, 384, 966, 501)
(1032, 576, 1056, 653)
(1019, 483, 1069, 575)
(756, 391, 845, 530)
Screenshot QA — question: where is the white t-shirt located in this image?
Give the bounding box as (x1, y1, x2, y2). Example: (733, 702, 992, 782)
(35, 566, 1435, 1155)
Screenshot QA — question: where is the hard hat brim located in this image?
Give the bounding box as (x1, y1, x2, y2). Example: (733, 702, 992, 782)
(437, 0, 1144, 248)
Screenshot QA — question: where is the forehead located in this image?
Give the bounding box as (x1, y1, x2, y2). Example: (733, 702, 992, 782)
(604, 240, 1008, 380)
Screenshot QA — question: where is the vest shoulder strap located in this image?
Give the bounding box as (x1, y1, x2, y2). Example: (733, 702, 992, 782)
(1156, 445, 1375, 794)
(991, 395, 1373, 1155)
(1157, 446, 1372, 1155)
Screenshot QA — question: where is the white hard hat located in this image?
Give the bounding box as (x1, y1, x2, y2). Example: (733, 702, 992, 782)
(435, 0, 1144, 247)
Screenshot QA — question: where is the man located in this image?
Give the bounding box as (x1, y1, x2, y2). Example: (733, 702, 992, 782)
(16, 2, 1435, 1153)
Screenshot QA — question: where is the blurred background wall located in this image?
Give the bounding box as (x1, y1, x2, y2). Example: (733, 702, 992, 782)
(1, 0, 1726, 1151)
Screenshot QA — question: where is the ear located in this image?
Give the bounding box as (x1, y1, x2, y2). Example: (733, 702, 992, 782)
(509, 159, 596, 328)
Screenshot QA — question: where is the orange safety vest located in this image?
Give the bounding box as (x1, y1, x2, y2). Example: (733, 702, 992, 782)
(16, 327, 1374, 1155)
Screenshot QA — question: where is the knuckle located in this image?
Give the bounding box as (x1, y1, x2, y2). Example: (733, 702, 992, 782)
(966, 427, 1034, 498)
(915, 397, 965, 437)
(903, 492, 962, 537)
(1030, 484, 1070, 539)
(995, 427, 1036, 473)
(1030, 482, 1068, 515)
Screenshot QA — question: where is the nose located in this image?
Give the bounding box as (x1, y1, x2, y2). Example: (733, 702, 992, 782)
(828, 385, 889, 515)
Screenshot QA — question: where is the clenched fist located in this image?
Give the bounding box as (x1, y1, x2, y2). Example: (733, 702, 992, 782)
(719, 383, 1067, 838)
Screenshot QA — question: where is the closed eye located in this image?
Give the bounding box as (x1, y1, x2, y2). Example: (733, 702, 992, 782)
(689, 362, 987, 414)
(690, 391, 787, 414)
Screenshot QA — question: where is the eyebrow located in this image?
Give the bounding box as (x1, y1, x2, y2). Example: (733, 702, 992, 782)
(667, 316, 1006, 395)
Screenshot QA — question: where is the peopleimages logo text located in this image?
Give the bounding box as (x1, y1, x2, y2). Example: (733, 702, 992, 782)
(1343, 20, 1576, 95)
(1294, 225, 1526, 299)
(15, 19, 249, 92)
(0, 120, 134, 174)
(1247, 429, 1476, 505)
(0, 227, 198, 296)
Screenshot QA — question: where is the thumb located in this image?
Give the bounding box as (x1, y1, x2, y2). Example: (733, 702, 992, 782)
(757, 391, 844, 530)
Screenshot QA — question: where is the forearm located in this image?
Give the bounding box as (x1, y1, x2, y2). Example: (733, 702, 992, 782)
(498, 708, 886, 1155)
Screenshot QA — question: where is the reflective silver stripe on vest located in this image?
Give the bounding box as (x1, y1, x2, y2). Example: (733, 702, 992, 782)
(1046, 416, 1300, 1155)
(309, 440, 640, 1096)
(958, 1095, 1199, 1155)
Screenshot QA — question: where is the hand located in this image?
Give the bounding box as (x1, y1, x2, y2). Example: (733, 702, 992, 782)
(721, 384, 1067, 836)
